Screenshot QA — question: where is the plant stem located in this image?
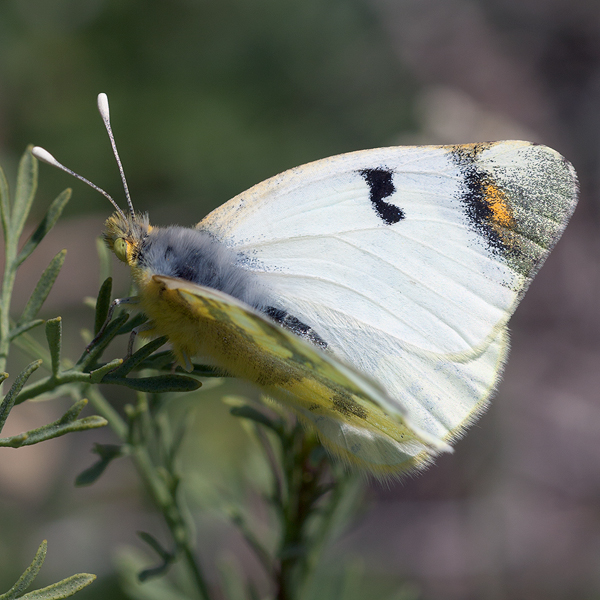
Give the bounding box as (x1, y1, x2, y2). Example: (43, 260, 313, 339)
(182, 544, 212, 600)
(130, 441, 212, 600)
(87, 385, 212, 599)
(276, 427, 320, 600)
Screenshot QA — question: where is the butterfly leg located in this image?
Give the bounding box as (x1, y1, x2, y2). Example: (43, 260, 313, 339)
(126, 321, 155, 359)
(87, 296, 140, 352)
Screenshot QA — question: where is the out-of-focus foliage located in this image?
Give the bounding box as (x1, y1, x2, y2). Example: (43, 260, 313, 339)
(0, 0, 417, 222)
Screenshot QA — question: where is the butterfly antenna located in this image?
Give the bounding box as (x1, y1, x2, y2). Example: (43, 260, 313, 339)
(31, 146, 127, 220)
(97, 93, 135, 220)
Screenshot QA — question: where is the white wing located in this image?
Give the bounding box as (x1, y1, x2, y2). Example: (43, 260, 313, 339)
(199, 141, 577, 455)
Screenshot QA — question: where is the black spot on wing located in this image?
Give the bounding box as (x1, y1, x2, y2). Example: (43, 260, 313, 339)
(359, 168, 404, 225)
(451, 144, 519, 259)
(264, 306, 328, 350)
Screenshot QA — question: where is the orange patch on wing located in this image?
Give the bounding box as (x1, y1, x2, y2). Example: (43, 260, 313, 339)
(483, 182, 517, 246)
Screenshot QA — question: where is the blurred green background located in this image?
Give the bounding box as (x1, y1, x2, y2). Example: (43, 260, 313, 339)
(1, 1, 599, 599)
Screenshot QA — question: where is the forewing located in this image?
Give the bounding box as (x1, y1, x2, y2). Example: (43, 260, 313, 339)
(199, 141, 578, 444)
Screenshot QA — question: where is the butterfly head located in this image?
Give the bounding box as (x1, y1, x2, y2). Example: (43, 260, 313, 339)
(103, 211, 151, 266)
(33, 94, 148, 267)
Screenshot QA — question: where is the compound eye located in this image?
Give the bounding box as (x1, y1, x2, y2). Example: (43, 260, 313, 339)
(114, 238, 129, 263)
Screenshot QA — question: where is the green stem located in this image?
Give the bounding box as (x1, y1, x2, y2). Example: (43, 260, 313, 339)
(129, 443, 212, 600)
(277, 428, 317, 600)
(182, 545, 212, 600)
(14, 364, 118, 405)
(87, 386, 211, 599)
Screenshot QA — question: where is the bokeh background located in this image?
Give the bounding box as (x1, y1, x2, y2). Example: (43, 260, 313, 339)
(1, 0, 599, 599)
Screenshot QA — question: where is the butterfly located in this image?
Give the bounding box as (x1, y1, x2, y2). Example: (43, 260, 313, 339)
(33, 94, 579, 477)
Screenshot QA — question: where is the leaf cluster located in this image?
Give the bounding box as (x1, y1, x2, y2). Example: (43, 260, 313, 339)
(0, 542, 95, 600)
(1, 149, 373, 600)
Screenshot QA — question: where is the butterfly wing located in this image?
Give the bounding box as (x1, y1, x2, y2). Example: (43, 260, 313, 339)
(153, 275, 451, 475)
(197, 141, 577, 469)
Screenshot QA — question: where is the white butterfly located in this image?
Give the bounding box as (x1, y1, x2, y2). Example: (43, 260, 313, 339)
(33, 95, 579, 477)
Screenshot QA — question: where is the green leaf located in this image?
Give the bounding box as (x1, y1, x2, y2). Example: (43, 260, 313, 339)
(0, 400, 107, 448)
(88, 359, 123, 383)
(139, 352, 222, 377)
(0, 360, 42, 434)
(75, 443, 123, 487)
(18, 573, 96, 600)
(0, 416, 107, 447)
(136, 532, 175, 582)
(9, 320, 44, 341)
(16, 189, 71, 266)
(137, 532, 172, 561)
(116, 549, 190, 600)
(0, 163, 10, 246)
(93, 278, 113, 335)
(0, 540, 95, 600)
(79, 312, 129, 367)
(134, 350, 174, 371)
(0, 540, 46, 600)
(17, 250, 66, 326)
(59, 399, 88, 423)
(109, 337, 168, 377)
(101, 373, 201, 393)
(45, 318, 62, 377)
(11, 147, 38, 239)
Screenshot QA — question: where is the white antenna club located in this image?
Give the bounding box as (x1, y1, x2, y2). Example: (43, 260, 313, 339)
(97, 93, 135, 219)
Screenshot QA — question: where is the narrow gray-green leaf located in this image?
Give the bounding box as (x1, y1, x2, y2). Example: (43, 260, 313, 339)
(88, 359, 123, 383)
(19, 573, 96, 600)
(132, 350, 173, 371)
(0, 540, 46, 600)
(0, 415, 107, 447)
(0, 163, 10, 245)
(17, 189, 71, 266)
(59, 399, 87, 424)
(9, 320, 44, 341)
(138, 531, 173, 561)
(17, 250, 66, 326)
(102, 374, 201, 393)
(11, 147, 38, 238)
(136, 532, 175, 582)
(0, 360, 42, 433)
(75, 444, 123, 487)
(94, 278, 113, 335)
(78, 312, 129, 368)
(134, 350, 222, 377)
(45, 317, 62, 377)
(110, 337, 168, 377)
